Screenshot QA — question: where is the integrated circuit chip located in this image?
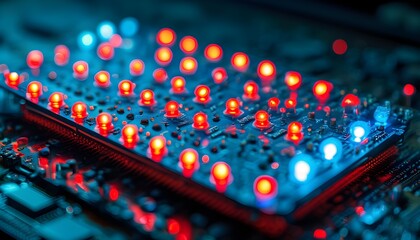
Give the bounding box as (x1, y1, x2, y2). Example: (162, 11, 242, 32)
(4, 186, 55, 217)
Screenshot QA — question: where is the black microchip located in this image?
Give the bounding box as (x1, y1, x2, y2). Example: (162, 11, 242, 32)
(37, 217, 92, 240)
(5, 186, 55, 218)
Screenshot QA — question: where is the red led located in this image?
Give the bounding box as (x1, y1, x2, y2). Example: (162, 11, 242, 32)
(254, 110, 271, 129)
(268, 97, 280, 110)
(26, 81, 43, 99)
(285, 98, 297, 109)
(287, 121, 303, 144)
(192, 112, 209, 130)
(139, 89, 156, 106)
(54, 45, 70, 66)
(180, 57, 197, 75)
(231, 52, 249, 72)
(27, 50, 44, 69)
(48, 92, 64, 110)
(313, 229, 327, 239)
(212, 67, 228, 84)
(224, 98, 242, 117)
(254, 175, 277, 200)
(194, 85, 211, 104)
(403, 83, 415, 96)
(211, 162, 231, 192)
(96, 112, 114, 134)
(97, 42, 114, 60)
(165, 101, 181, 118)
(129, 59, 145, 76)
(155, 47, 173, 66)
(74, 173, 83, 185)
(180, 36, 198, 54)
(179, 148, 199, 178)
(341, 93, 360, 108)
(156, 28, 176, 46)
(109, 186, 119, 201)
(94, 71, 111, 88)
(333, 39, 347, 55)
(121, 124, 139, 147)
(5, 72, 21, 88)
(257, 60, 276, 83)
(71, 102, 88, 121)
(204, 44, 223, 62)
(118, 80, 136, 96)
(243, 80, 260, 101)
(153, 68, 168, 83)
(148, 136, 167, 161)
(110, 34, 123, 47)
(73, 61, 89, 80)
(167, 219, 180, 235)
(170, 76, 186, 94)
(284, 71, 302, 91)
(313, 80, 333, 102)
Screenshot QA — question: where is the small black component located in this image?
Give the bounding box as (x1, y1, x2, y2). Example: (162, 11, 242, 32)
(126, 113, 134, 120)
(37, 217, 93, 240)
(140, 119, 149, 126)
(152, 124, 162, 131)
(117, 108, 125, 114)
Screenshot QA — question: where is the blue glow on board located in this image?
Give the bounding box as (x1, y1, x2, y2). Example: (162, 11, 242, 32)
(319, 137, 343, 162)
(350, 121, 370, 143)
(374, 106, 390, 126)
(78, 31, 96, 50)
(97, 21, 116, 40)
(120, 17, 139, 37)
(289, 154, 316, 183)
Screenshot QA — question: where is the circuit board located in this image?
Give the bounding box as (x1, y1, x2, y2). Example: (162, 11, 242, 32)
(0, 19, 414, 236)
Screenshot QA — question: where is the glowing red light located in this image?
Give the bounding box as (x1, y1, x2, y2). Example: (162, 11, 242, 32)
(155, 47, 173, 66)
(156, 28, 176, 46)
(26, 81, 43, 99)
(94, 71, 111, 88)
(243, 81, 260, 101)
(118, 80, 136, 96)
(268, 97, 280, 110)
(211, 162, 231, 192)
(27, 50, 44, 69)
(257, 60, 276, 82)
(96, 112, 113, 133)
(284, 71, 302, 91)
(153, 68, 168, 83)
(254, 175, 277, 200)
(74, 173, 83, 185)
(254, 110, 271, 129)
(231, 52, 249, 72)
(192, 112, 209, 130)
(54, 45, 70, 66)
(121, 124, 139, 147)
(179, 148, 199, 177)
(212, 67, 228, 84)
(97, 42, 114, 60)
(180, 36, 198, 54)
(403, 83, 415, 96)
(332, 39, 347, 55)
(355, 206, 365, 216)
(73, 61, 89, 80)
(180, 57, 197, 75)
(194, 85, 211, 104)
(5, 72, 21, 88)
(170, 76, 186, 94)
(48, 92, 64, 109)
(165, 101, 181, 118)
(285, 98, 297, 109)
(129, 59, 145, 76)
(109, 186, 119, 201)
(167, 219, 180, 235)
(139, 89, 156, 106)
(287, 121, 303, 144)
(224, 98, 242, 117)
(204, 44, 223, 62)
(313, 229, 327, 239)
(109, 34, 123, 47)
(71, 102, 88, 120)
(313, 80, 333, 102)
(341, 93, 360, 108)
(148, 136, 167, 160)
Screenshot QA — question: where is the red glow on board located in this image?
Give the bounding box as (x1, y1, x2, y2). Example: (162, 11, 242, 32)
(96, 112, 114, 133)
(341, 93, 360, 107)
(403, 84, 416, 96)
(179, 36, 198, 54)
(155, 47, 173, 66)
(179, 148, 199, 178)
(287, 121, 303, 144)
(257, 60, 276, 82)
(109, 186, 119, 201)
(73, 61, 89, 80)
(243, 80, 260, 101)
(97, 42, 114, 60)
(27, 50, 44, 69)
(332, 39, 347, 55)
(121, 124, 139, 147)
(167, 219, 181, 235)
(285, 98, 297, 109)
(231, 52, 249, 72)
(180, 57, 197, 75)
(192, 112, 209, 130)
(129, 59, 145, 76)
(110, 34, 123, 47)
(71, 102, 88, 120)
(284, 71, 302, 91)
(165, 101, 181, 118)
(5, 72, 21, 88)
(118, 80, 136, 96)
(204, 44, 223, 62)
(170, 76, 186, 94)
(27, 81, 43, 99)
(153, 68, 168, 83)
(254, 175, 277, 200)
(94, 71, 111, 88)
(156, 28, 176, 46)
(224, 98, 242, 117)
(139, 89, 156, 106)
(54, 45, 70, 66)
(212, 67, 228, 84)
(148, 136, 167, 161)
(313, 80, 333, 103)
(211, 162, 231, 192)
(49, 92, 64, 110)
(313, 229, 327, 239)
(194, 85, 211, 104)
(268, 97, 280, 111)
(254, 110, 271, 129)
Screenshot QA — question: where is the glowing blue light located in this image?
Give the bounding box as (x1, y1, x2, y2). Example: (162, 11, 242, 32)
(349, 121, 370, 143)
(289, 154, 316, 183)
(120, 17, 139, 37)
(319, 137, 343, 162)
(78, 31, 97, 50)
(97, 21, 116, 40)
(374, 106, 390, 126)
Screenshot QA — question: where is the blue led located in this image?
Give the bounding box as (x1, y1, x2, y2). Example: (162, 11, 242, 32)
(77, 31, 97, 50)
(374, 106, 390, 126)
(289, 154, 316, 183)
(349, 121, 370, 143)
(97, 21, 116, 40)
(319, 137, 343, 162)
(120, 17, 139, 37)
